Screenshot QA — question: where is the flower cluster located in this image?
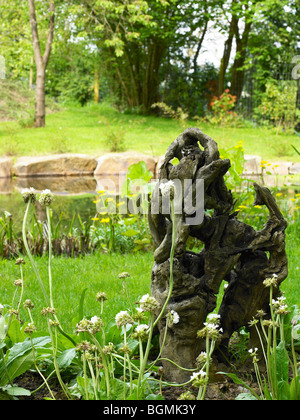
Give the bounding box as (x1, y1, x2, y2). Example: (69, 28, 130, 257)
(41, 307, 56, 317)
(21, 188, 36, 204)
(96, 292, 108, 302)
(197, 314, 223, 340)
(115, 311, 134, 329)
(159, 180, 175, 200)
(248, 348, 259, 364)
(14, 279, 23, 288)
(132, 324, 150, 340)
(76, 316, 104, 334)
(263, 274, 278, 288)
(118, 272, 130, 279)
(190, 370, 207, 387)
(24, 299, 34, 310)
(138, 294, 159, 313)
(39, 189, 54, 207)
(24, 323, 37, 335)
(272, 295, 289, 316)
(166, 310, 180, 327)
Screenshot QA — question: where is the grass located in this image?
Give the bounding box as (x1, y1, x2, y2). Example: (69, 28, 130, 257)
(0, 215, 299, 334)
(0, 252, 153, 333)
(0, 102, 299, 161)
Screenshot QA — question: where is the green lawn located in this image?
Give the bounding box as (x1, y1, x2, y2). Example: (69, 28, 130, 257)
(0, 220, 299, 334)
(0, 252, 153, 333)
(0, 102, 299, 162)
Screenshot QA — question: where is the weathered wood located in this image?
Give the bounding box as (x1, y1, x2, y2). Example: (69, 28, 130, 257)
(149, 128, 288, 382)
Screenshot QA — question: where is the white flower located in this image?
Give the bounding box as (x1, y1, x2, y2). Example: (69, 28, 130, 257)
(133, 324, 150, 340)
(0, 304, 4, 315)
(90, 316, 100, 324)
(190, 370, 207, 387)
(115, 310, 134, 328)
(39, 189, 54, 207)
(160, 181, 175, 200)
(167, 310, 180, 327)
(263, 274, 278, 288)
(21, 187, 36, 204)
(139, 294, 159, 313)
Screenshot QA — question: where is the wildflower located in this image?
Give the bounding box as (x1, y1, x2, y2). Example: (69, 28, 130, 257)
(39, 189, 54, 207)
(255, 309, 267, 319)
(248, 348, 259, 363)
(0, 304, 4, 316)
(132, 324, 150, 340)
(118, 344, 132, 355)
(100, 218, 110, 223)
(21, 187, 36, 204)
(102, 342, 115, 355)
(190, 370, 207, 387)
(263, 274, 278, 288)
(49, 320, 60, 328)
(41, 307, 56, 316)
(15, 258, 25, 266)
(89, 316, 104, 334)
(249, 318, 259, 327)
(167, 310, 180, 327)
(7, 308, 18, 316)
(96, 292, 108, 302)
(23, 300, 34, 310)
(76, 318, 91, 334)
(139, 294, 159, 313)
(76, 341, 94, 353)
(118, 272, 130, 279)
(262, 320, 279, 329)
(178, 391, 196, 401)
(14, 279, 23, 287)
(196, 352, 209, 368)
(197, 323, 223, 340)
(206, 313, 221, 325)
(115, 311, 134, 329)
(272, 296, 289, 316)
(159, 180, 175, 200)
(133, 307, 146, 322)
(24, 323, 37, 335)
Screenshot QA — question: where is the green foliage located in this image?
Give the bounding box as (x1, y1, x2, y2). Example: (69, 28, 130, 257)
(255, 80, 299, 133)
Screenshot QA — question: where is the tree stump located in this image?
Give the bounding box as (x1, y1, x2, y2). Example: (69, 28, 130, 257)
(149, 128, 288, 383)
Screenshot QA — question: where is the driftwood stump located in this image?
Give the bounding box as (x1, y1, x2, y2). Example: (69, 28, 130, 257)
(149, 128, 288, 383)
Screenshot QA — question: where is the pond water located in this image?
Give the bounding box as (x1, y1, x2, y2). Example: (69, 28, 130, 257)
(0, 173, 299, 232)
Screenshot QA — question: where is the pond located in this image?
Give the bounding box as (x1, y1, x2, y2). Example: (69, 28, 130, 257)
(0, 177, 98, 232)
(0, 173, 299, 232)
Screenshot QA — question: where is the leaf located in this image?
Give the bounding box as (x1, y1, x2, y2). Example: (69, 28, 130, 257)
(217, 372, 259, 399)
(56, 348, 77, 370)
(0, 337, 51, 386)
(122, 229, 139, 237)
(7, 319, 26, 346)
(5, 386, 31, 397)
(235, 393, 257, 400)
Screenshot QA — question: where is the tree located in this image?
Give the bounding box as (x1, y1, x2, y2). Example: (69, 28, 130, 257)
(28, 0, 55, 127)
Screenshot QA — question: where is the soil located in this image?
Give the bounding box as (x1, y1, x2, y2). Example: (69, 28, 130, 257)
(14, 360, 260, 401)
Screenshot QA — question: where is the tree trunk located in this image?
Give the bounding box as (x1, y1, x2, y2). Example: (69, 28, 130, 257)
(35, 70, 46, 127)
(142, 39, 166, 112)
(28, 0, 55, 128)
(218, 15, 238, 96)
(94, 68, 100, 103)
(230, 20, 252, 102)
